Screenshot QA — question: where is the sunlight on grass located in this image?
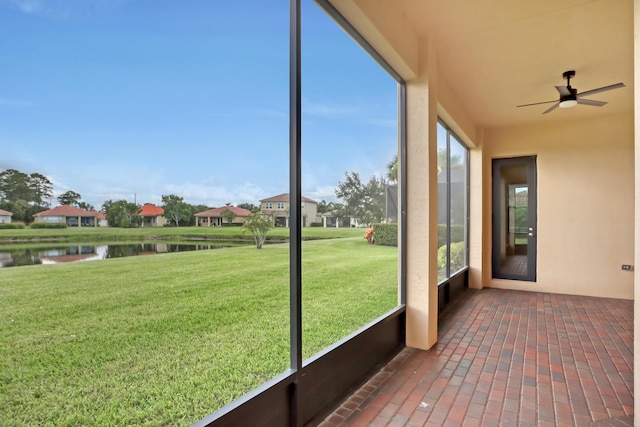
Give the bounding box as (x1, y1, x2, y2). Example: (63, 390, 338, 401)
(0, 236, 396, 426)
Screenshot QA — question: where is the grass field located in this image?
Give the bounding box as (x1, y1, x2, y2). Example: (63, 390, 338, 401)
(0, 236, 398, 426)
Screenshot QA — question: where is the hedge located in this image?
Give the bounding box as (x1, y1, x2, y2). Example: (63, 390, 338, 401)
(373, 223, 397, 247)
(0, 223, 25, 229)
(437, 241, 466, 273)
(30, 223, 67, 229)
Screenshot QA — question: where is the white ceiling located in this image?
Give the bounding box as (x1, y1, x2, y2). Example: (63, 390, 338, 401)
(396, 0, 634, 128)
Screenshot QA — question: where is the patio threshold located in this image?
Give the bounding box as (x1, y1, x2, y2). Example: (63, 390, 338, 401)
(319, 288, 633, 427)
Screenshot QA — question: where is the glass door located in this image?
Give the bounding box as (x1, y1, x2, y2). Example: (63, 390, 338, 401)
(492, 156, 537, 281)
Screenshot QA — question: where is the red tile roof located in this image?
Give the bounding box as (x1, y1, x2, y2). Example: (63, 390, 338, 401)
(194, 206, 252, 217)
(34, 205, 102, 217)
(139, 203, 164, 216)
(0, 209, 12, 215)
(259, 193, 318, 204)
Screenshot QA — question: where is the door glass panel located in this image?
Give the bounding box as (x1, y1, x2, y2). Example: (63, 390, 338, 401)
(503, 180, 528, 276)
(492, 158, 536, 281)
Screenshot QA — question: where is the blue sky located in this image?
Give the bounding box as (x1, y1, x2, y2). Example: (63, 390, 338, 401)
(0, 0, 398, 209)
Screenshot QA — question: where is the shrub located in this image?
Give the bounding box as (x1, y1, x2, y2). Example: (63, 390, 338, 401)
(438, 224, 465, 248)
(373, 223, 398, 247)
(30, 222, 67, 229)
(0, 223, 25, 229)
(120, 218, 131, 228)
(437, 241, 466, 274)
(310, 222, 323, 227)
(364, 227, 373, 243)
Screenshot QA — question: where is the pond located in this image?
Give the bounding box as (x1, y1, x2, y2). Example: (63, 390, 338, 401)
(0, 242, 239, 268)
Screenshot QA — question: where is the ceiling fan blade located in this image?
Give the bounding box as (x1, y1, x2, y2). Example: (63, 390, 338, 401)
(516, 99, 557, 108)
(542, 103, 560, 114)
(555, 85, 571, 96)
(577, 82, 625, 98)
(577, 98, 607, 107)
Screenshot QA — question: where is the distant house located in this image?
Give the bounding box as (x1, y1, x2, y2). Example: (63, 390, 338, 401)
(90, 211, 108, 227)
(0, 209, 12, 224)
(195, 206, 252, 226)
(319, 211, 356, 228)
(33, 205, 104, 227)
(139, 203, 167, 227)
(259, 193, 319, 227)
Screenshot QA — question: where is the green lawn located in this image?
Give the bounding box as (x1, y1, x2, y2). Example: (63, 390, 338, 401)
(0, 237, 397, 426)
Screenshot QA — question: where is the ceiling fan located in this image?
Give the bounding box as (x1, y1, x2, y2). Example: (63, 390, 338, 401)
(516, 70, 625, 114)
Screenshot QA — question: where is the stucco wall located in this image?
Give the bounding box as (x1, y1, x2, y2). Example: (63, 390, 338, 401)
(482, 112, 634, 299)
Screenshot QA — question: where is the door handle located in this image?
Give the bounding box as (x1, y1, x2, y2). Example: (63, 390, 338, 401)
(528, 227, 535, 237)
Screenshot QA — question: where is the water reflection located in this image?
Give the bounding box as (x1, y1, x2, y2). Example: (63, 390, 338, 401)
(0, 243, 232, 268)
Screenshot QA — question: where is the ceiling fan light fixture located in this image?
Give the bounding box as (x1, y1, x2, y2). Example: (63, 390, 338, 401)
(559, 96, 577, 108)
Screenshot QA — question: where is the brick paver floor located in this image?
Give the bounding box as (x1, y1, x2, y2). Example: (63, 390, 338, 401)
(319, 288, 633, 427)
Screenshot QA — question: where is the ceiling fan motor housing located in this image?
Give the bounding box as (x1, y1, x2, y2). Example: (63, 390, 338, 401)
(559, 71, 578, 108)
(561, 87, 578, 102)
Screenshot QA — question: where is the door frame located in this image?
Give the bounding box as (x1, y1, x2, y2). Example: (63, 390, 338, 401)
(491, 156, 537, 281)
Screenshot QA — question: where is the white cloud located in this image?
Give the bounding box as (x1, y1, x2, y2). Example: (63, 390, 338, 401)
(10, 0, 44, 14)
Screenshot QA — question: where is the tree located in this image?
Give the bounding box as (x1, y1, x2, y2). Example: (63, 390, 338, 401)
(437, 149, 462, 173)
(317, 200, 338, 214)
(237, 202, 259, 213)
(386, 154, 398, 182)
(221, 208, 237, 224)
(161, 194, 191, 227)
(28, 173, 53, 206)
(0, 169, 31, 203)
(335, 172, 387, 225)
(58, 191, 82, 206)
(0, 169, 53, 222)
(58, 190, 94, 211)
(102, 199, 140, 227)
(362, 176, 387, 224)
(335, 171, 364, 218)
(242, 213, 275, 249)
(189, 204, 209, 226)
(77, 201, 95, 211)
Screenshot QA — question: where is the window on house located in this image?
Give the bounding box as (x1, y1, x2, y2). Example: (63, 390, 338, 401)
(265, 203, 273, 210)
(437, 120, 469, 282)
(277, 202, 285, 209)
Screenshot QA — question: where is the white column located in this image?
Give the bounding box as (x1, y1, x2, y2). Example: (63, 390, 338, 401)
(404, 39, 439, 350)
